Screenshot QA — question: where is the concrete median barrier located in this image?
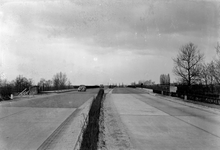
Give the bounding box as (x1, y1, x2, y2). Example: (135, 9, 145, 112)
(40, 89, 77, 94)
(37, 96, 95, 150)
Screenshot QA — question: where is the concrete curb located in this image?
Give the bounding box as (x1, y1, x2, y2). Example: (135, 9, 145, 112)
(73, 97, 95, 150)
(37, 96, 95, 150)
(40, 89, 77, 94)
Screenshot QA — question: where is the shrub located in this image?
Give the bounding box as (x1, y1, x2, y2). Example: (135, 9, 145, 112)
(0, 84, 13, 100)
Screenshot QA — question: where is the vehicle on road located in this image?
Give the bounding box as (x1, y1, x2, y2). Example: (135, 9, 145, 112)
(100, 84, 104, 89)
(78, 85, 86, 92)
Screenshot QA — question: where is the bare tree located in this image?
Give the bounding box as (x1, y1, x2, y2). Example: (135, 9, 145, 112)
(160, 74, 170, 85)
(213, 42, 220, 84)
(200, 42, 220, 85)
(67, 80, 71, 88)
(52, 72, 67, 90)
(38, 78, 46, 86)
(200, 62, 215, 86)
(38, 78, 46, 91)
(173, 42, 204, 86)
(45, 80, 53, 88)
(0, 79, 13, 99)
(13, 75, 33, 92)
(38, 78, 53, 91)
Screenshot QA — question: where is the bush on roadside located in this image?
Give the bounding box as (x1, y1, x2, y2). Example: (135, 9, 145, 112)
(0, 84, 13, 100)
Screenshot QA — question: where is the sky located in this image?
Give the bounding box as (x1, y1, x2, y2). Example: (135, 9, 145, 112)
(0, 0, 219, 85)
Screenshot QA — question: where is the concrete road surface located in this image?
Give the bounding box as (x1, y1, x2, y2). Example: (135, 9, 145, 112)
(0, 89, 99, 150)
(104, 88, 220, 150)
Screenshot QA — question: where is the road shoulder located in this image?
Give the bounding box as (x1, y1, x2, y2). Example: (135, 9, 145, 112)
(140, 88, 220, 114)
(32, 95, 94, 150)
(99, 92, 135, 150)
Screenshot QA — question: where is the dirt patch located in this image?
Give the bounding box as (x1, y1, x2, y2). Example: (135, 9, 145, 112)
(99, 93, 134, 150)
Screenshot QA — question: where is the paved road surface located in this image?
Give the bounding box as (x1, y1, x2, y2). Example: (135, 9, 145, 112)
(106, 88, 220, 150)
(0, 89, 99, 150)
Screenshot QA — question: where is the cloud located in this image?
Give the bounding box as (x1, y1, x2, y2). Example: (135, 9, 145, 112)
(1, 0, 219, 84)
(2, 0, 218, 54)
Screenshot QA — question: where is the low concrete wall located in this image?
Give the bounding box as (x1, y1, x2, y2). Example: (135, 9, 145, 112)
(40, 89, 77, 94)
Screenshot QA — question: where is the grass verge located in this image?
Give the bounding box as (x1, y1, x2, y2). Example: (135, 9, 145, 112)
(80, 89, 104, 150)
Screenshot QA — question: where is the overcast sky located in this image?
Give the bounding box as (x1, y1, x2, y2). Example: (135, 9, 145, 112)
(0, 0, 219, 85)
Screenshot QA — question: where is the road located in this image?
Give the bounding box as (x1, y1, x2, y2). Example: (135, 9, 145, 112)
(103, 88, 220, 150)
(0, 89, 99, 150)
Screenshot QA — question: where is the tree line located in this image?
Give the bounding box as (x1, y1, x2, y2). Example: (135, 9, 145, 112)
(173, 42, 220, 87)
(38, 72, 71, 91)
(160, 74, 170, 85)
(0, 72, 71, 99)
(132, 42, 220, 95)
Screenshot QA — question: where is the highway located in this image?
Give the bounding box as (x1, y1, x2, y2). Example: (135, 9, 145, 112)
(0, 89, 99, 150)
(103, 88, 220, 150)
